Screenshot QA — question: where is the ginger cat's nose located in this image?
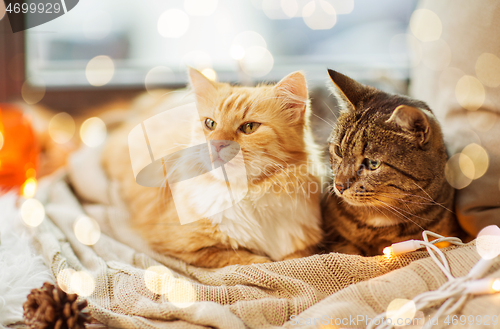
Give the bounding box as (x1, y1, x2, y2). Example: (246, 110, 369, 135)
(211, 140, 230, 152)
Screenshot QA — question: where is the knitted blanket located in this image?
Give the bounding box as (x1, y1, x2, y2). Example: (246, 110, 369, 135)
(28, 146, 500, 329)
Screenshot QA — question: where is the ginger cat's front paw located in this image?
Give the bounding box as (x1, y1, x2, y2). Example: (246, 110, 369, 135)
(234, 254, 272, 265)
(169, 247, 272, 268)
(282, 247, 315, 260)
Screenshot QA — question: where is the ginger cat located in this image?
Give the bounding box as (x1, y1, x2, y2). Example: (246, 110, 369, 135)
(103, 68, 324, 268)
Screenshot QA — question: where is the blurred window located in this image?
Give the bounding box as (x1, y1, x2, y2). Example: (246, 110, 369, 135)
(25, 0, 417, 88)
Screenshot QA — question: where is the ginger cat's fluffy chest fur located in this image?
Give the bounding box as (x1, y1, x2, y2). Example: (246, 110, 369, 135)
(208, 185, 321, 260)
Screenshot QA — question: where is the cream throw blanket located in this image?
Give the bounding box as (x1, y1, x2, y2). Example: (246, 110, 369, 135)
(29, 146, 500, 328)
(410, 0, 500, 238)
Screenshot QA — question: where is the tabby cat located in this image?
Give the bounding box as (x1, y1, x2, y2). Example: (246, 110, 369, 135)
(322, 69, 465, 256)
(103, 68, 324, 268)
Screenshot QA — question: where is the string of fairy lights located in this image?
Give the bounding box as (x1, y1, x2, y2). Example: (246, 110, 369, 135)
(368, 227, 500, 329)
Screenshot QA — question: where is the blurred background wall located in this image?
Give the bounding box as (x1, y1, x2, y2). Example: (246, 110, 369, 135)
(1, 0, 419, 112)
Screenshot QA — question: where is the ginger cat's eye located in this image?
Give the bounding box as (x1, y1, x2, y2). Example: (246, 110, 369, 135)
(334, 144, 342, 158)
(364, 158, 381, 170)
(205, 118, 217, 130)
(240, 122, 261, 134)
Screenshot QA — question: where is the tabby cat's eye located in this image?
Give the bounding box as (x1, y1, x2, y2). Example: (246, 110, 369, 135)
(364, 159, 381, 170)
(205, 118, 217, 130)
(240, 122, 261, 134)
(334, 144, 342, 158)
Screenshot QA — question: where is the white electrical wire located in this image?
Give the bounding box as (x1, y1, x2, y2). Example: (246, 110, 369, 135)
(367, 230, 498, 329)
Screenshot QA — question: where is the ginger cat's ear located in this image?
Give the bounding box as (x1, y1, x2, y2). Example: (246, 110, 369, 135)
(274, 71, 308, 122)
(188, 67, 217, 105)
(327, 69, 369, 112)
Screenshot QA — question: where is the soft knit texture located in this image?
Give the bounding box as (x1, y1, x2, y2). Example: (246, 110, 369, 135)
(19, 145, 500, 328)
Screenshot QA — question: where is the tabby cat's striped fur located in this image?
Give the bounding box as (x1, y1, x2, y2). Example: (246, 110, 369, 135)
(322, 70, 465, 256)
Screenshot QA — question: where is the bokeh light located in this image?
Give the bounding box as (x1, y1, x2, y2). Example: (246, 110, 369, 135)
(475, 53, 500, 88)
(144, 267, 196, 307)
(302, 0, 337, 30)
(383, 246, 392, 259)
(467, 110, 497, 132)
(232, 31, 267, 58)
(386, 298, 417, 325)
(48, 112, 75, 144)
(458, 152, 475, 181)
(476, 225, 500, 260)
(21, 77, 46, 105)
(281, 0, 298, 18)
(144, 266, 173, 295)
(183, 50, 212, 71)
(20, 198, 45, 227)
(421, 39, 451, 71)
(85, 55, 115, 87)
(57, 269, 76, 294)
(158, 9, 190, 38)
(445, 153, 472, 189)
(455, 75, 485, 111)
(409, 9, 442, 42)
(201, 68, 217, 81)
(167, 278, 196, 308)
(70, 271, 96, 297)
(73, 215, 101, 246)
(21, 177, 37, 198)
(145, 66, 174, 94)
(80, 117, 107, 147)
(230, 45, 245, 60)
(231, 31, 272, 75)
(57, 269, 95, 296)
(493, 279, 500, 292)
(460, 143, 489, 180)
(83, 11, 112, 40)
(184, 0, 218, 16)
(0, 131, 4, 151)
(241, 46, 274, 77)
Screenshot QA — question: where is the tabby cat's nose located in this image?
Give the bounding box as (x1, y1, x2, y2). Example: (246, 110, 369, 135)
(335, 183, 347, 194)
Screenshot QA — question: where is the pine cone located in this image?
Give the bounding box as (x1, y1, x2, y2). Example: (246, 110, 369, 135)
(23, 282, 91, 329)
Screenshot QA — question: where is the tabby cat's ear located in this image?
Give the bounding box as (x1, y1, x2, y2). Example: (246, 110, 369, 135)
(188, 67, 217, 104)
(274, 71, 308, 122)
(386, 105, 431, 146)
(327, 69, 368, 112)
